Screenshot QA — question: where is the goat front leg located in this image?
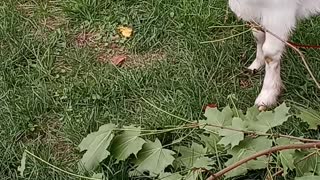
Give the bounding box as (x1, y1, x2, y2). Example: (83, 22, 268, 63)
(248, 28, 265, 71)
(254, 13, 296, 110)
(255, 32, 287, 110)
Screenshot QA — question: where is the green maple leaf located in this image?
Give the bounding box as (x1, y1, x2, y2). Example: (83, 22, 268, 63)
(199, 106, 233, 132)
(296, 107, 320, 130)
(78, 124, 116, 171)
(110, 126, 145, 162)
(174, 142, 207, 168)
(192, 157, 213, 169)
(128, 169, 143, 177)
(134, 138, 175, 175)
(158, 172, 183, 180)
(199, 133, 222, 153)
(91, 173, 103, 179)
(185, 170, 201, 180)
(244, 106, 260, 124)
(247, 103, 290, 133)
(218, 117, 245, 148)
(294, 150, 320, 177)
(295, 176, 320, 180)
(276, 138, 302, 176)
(225, 137, 272, 178)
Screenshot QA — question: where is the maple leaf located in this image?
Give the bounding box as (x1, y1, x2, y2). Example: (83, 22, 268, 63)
(294, 150, 320, 177)
(118, 26, 133, 38)
(247, 103, 290, 133)
(296, 107, 320, 130)
(174, 142, 207, 168)
(91, 173, 103, 179)
(199, 133, 222, 153)
(158, 172, 183, 180)
(134, 138, 175, 175)
(225, 137, 272, 178)
(244, 106, 260, 123)
(78, 123, 116, 171)
(192, 157, 213, 169)
(128, 169, 143, 177)
(185, 170, 202, 180)
(295, 176, 320, 180)
(199, 106, 233, 132)
(110, 125, 146, 162)
(276, 138, 302, 176)
(218, 117, 245, 148)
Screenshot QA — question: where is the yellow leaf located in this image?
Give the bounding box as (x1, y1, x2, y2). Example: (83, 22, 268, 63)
(118, 26, 133, 38)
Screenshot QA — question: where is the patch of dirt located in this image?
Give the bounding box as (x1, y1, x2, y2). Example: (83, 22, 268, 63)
(21, 115, 78, 164)
(124, 51, 166, 68)
(17, 1, 69, 38)
(74, 29, 166, 68)
(97, 48, 166, 68)
(239, 79, 253, 89)
(39, 15, 68, 31)
(75, 32, 102, 48)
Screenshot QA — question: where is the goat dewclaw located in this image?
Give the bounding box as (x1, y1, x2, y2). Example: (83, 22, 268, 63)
(227, 0, 320, 110)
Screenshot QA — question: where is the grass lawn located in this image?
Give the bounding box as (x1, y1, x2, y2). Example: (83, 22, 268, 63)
(1, 0, 320, 179)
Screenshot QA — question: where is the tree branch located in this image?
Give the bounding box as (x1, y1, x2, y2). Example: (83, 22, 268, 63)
(206, 142, 320, 180)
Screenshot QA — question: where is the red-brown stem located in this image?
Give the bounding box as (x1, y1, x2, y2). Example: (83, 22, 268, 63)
(207, 142, 320, 180)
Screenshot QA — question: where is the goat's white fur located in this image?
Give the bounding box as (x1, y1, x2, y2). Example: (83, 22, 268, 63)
(228, 0, 320, 109)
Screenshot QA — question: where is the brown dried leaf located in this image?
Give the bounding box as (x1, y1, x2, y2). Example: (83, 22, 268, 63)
(111, 55, 127, 66)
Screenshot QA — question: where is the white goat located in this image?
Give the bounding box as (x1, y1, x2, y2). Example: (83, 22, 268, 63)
(228, 0, 320, 110)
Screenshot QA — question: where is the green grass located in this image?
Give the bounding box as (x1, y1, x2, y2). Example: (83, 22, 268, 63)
(0, 0, 319, 179)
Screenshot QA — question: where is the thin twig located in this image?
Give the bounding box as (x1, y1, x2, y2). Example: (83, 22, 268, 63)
(208, 24, 246, 29)
(200, 28, 253, 44)
(207, 143, 320, 180)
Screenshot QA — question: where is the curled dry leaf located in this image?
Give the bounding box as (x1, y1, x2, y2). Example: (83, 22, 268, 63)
(202, 103, 218, 111)
(111, 55, 128, 66)
(118, 26, 133, 38)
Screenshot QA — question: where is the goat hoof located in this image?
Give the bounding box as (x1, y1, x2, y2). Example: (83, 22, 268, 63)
(258, 106, 267, 112)
(243, 69, 258, 76)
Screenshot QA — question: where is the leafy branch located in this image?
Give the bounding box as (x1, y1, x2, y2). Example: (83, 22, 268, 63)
(207, 142, 320, 180)
(18, 102, 320, 180)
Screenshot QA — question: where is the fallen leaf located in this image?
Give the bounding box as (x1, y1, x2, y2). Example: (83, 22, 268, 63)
(134, 139, 175, 175)
(296, 107, 320, 130)
(110, 126, 146, 162)
(78, 124, 116, 171)
(111, 55, 127, 66)
(218, 117, 245, 148)
(202, 103, 218, 111)
(118, 26, 133, 38)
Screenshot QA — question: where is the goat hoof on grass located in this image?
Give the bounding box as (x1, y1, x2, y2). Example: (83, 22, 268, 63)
(243, 69, 258, 76)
